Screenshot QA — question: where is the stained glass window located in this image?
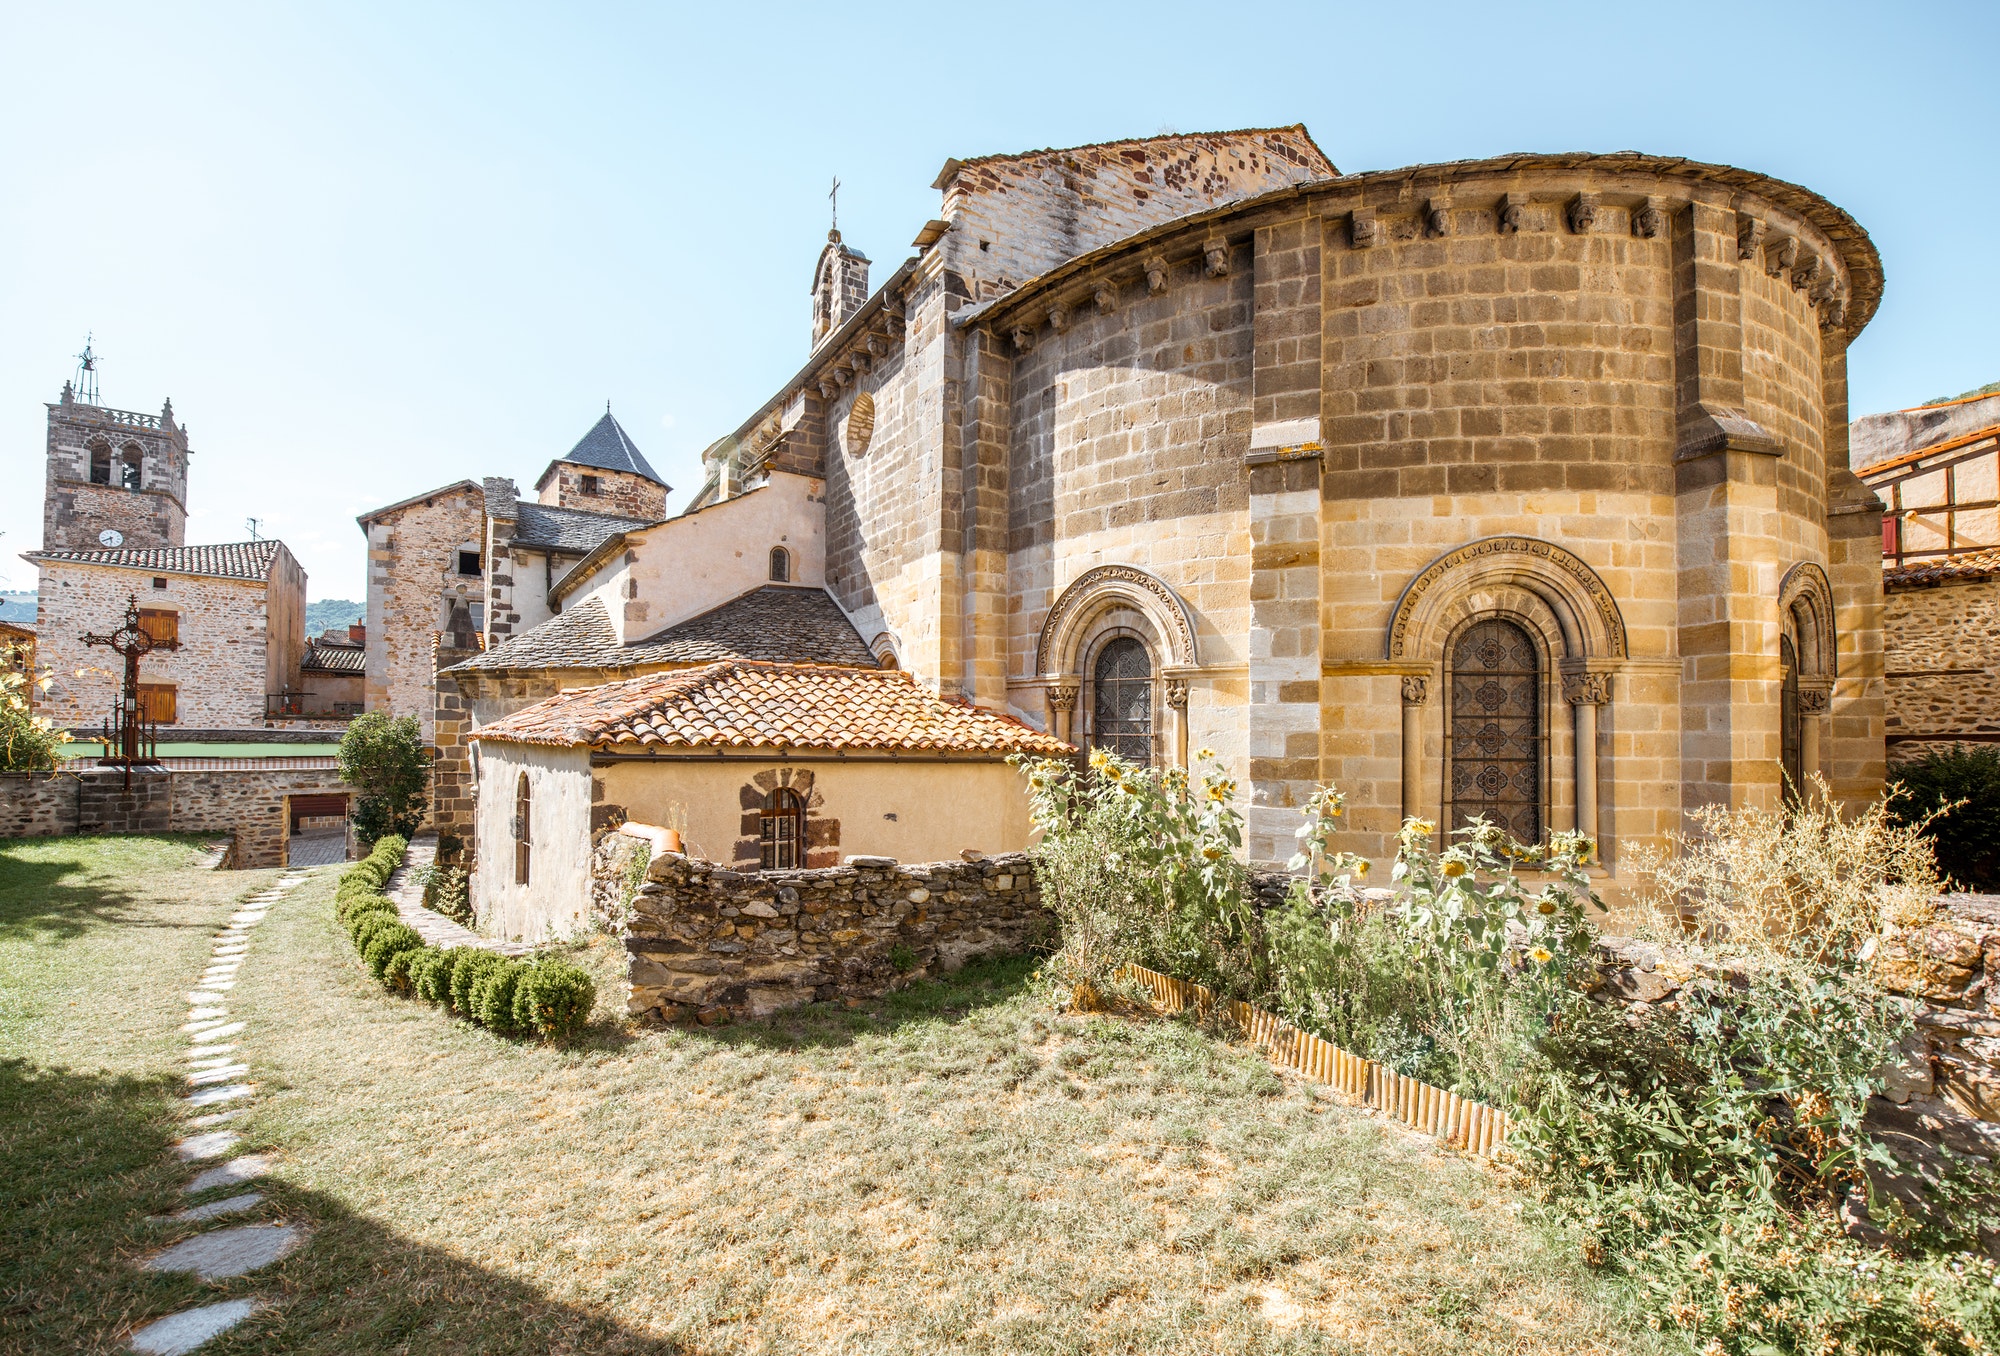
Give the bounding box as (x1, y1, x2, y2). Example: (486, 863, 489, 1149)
(1448, 619, 1542, 842)
(1092, 637, 1154, 764)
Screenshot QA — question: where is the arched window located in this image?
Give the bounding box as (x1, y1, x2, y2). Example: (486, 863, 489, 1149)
(1448, 618, 1542, 842)
(514, 772, 532, 885)
(760, 787, 805, 870)
(119, 445, 143, 490)
(1780, 635, 1801, 801)
(769, 547, 790, 583)
(1091, 636, 1153, 764)
(88, 442, 112, 485)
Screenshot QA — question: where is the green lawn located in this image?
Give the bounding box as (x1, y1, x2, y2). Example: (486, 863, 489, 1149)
(1, 836, 1664, 1355)
(59, 743, 344, 760)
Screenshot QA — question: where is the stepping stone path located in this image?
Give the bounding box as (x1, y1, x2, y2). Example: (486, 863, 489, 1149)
(386, 835, 534, 955)
(129, 867, 315, 1353)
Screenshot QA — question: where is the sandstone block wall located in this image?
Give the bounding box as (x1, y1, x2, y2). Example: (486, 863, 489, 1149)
(1884, 575, 2000, 758)
(625, 852, 1045, 1022)
(363, 484, 486, 742)
(35, 563, 283, 730)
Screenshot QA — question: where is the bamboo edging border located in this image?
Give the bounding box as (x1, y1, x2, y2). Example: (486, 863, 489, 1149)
(1116, 963, 1515, 1157)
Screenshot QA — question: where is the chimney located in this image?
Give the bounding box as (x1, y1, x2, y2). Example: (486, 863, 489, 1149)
(348, 623, 365, 644)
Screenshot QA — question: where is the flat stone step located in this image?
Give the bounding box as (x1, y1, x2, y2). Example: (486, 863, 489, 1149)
(173, 1131, 240, 1161)
(187, 1065, 249, 1087)
(189, 1022, 246, 1044)
(186, 1154, 270, 1194)
(128, 1298, 261, 1355)
(184, 1084, 253, 1108)
(174, 1191, 264, 1223)
(142, 1223, 302, 1280)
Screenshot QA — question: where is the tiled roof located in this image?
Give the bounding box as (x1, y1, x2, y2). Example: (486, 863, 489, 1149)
(447, 588, 878, 674)
(0, 619, 33, 637)
(302, 639, 366, 673)
(513, 501, 653, 555)
(1885, 547, 2000, 589)
(24, 540, 282, 582)
(537, 412, 668, 489)
(473, 661, 1073, 756)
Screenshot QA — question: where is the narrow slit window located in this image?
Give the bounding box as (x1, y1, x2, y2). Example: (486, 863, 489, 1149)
(514, 772, 532, 885)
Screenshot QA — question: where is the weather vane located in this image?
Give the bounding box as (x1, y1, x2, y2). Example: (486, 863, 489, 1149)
(74, 333, 100, 406)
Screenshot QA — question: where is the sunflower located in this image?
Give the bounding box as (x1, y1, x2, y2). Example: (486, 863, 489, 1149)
(1536, 898, 1557, 915)
(1353, 859, 1369, 876)
(1441, 859, 1467, 878)
(1529, 945, 1554, 964)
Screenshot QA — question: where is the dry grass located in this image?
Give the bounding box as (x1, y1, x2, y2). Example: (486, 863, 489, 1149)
(6, 839, 1665, 1354)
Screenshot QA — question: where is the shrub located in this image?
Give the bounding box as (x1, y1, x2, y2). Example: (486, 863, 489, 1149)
(513, 957, 596, 1040)
(362, 922, 425, 981)
(413, 946, 471, 1006)
(450, 949, 506, 1015)
(472, 958, 528, 1034)
(338, 714, 429, 845)
(348, 911, 401, 955)
(0, 664, 71, 772)
(383, 943, 427, 991)
(1888, 745, 2000, 891)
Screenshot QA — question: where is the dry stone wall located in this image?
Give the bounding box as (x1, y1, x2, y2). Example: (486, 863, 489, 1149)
(625, 852, 1045, 1022)
(0, 765, 347, 867)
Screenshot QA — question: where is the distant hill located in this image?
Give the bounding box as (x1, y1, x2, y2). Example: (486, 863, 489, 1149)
(1924, 379, 2000, 406)
(306, 598, 365, 635)
(0, 591, 35, 626)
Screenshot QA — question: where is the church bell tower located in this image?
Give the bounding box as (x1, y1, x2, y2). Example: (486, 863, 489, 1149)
(42, 355, 191, 551)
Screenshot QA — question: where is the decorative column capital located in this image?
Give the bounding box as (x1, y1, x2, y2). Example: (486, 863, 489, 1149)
(1046, 683, 1079, 712)
(1796, 685, 1832, 715)
(1164, 678, 1190, 711)
(1561, 671, 1611, 706)
(1400, 675, 1429, 705)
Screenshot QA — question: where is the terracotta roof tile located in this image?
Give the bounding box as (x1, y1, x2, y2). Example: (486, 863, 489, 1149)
(472, 662, 1072, 757)
(1885, 547, 2000, 589)
(302, 638, 366, 673)
(23, 540, 282, 582)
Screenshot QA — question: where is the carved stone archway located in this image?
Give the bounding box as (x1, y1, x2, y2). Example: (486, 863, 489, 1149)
(1035, 564, 1199, 761)
(1777, 560, 1837, 782)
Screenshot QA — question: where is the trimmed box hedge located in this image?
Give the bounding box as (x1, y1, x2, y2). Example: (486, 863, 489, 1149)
(335, 839, 594, 1043)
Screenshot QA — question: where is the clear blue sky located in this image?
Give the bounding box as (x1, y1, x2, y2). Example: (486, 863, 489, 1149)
(4, 1, 1995, 605)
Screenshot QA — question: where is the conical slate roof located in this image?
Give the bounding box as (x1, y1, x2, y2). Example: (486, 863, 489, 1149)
(535, 411, 669, 489)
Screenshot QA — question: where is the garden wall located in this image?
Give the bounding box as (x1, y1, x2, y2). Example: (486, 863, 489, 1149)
(624, 852, 1044, 1022)
(0, 765, 349, 868)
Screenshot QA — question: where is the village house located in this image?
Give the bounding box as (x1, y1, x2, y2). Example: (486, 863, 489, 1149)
(298, 625, 366, 718)
(442, 124, 1887, 912)
(469, 660, 1068, 941)
(22, 385, 309, 732)
(356, 410, 669, 741)
(1853, 390, 2000, 760)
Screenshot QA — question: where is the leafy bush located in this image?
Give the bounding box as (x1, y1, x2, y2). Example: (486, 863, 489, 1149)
(416, 863, 472, 926)
(512, 957, 596, 1041)
(450, 950, 506, 1015)
(338, 714, 429, 845)
(0, 665, 70, 772)
(1888, 745, 2000, 890)
(412, 947, 472, 1007)
(362, 922, 425, 982)
(471, 958, 528, 1034)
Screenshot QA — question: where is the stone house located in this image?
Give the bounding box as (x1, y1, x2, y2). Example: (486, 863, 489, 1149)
(356, 411, 670, 740)
(23, 384, 312, 733)
(469, 660, 1069, 941)
(1854, 392, 2000, 759)
(516, 124, 1886, 891)
(298, 627, 366, 717)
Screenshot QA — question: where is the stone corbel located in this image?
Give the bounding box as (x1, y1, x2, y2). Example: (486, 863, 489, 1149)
(1565, 193, 1598, 234)
(1047, 300, 1070, 334)
(1423, 196, 1450, 237)
(1348, 209, 1377, 249)
(886, 312, 906, 341)
(832, 365, 853, 388)
(1676, 403, 1782, 462)
(1790, 251, 1820, 294)
(1093, 282, 1118, 314)
(1203, 237, 1230, 276)
(1632, 196, 1667, 239)
(1143, 254, 1170, 294)
(1010, 325, 1036, 354)
(1497, 192, 1526, 235)
(849, 351, 871, 375)
(865, 333, 889, 358)
(1765, 234, 1798, 279)
(1737, 214, 1766, 261)
(815, 378, 837, 401)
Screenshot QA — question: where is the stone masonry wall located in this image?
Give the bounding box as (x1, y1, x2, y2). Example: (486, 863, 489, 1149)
(1884, 574, 2000, 758)
(43, 397, 189, 551)
(0, 765, 347, 867)
(539, 464, 666, 521)
(35, 563, 278, 730)
(625, 852, 1045, 1022)
(364, 484, 486, 743)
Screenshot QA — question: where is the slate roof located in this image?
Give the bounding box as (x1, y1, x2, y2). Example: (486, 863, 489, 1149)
(535, 412, 668, 489)
(302, 639, 366, 673)
(512, 501, 654, 555)
(473, 661, 1072, 756)
(446, 587, 877, 674)
(23, 540, 282, 582)
(1885, 547, 2000, 589)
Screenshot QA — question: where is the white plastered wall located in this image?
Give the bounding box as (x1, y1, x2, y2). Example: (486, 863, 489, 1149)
(473, 740, 595, 942)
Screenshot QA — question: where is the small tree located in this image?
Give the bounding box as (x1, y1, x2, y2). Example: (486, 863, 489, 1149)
(338, 712, 429, 844)
(0, 664, 69, 773)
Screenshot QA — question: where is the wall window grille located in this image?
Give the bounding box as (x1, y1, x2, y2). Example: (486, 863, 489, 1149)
(1780, 635, 1802, 801)
(1091, 636, 1154, 764)
(760, 788, 806, 870)
(136, 608, 179, 644)
(514, 772, 532, 885)
(1447, 618, 1542, 842)
(136, 683, 177, 725)
(769, 547, 791, 583)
